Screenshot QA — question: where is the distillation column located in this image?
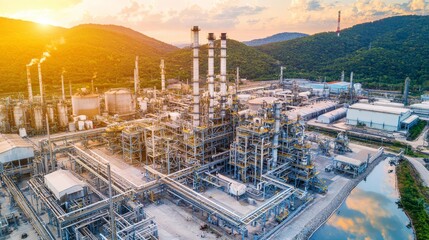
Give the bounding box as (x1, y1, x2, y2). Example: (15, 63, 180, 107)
(220, 33, 227, 118)
(192, 26, 200, 127)
(38, 63, 44, 105)
(161, 59, 165, 92)
(272, 102, 280, 168)
(26, 65, 33, 102)
(208, 33, 215, 120)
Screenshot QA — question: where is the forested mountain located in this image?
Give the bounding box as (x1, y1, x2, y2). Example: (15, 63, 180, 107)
(243, 32, 308, 46)
(1, 15, 429, 96)
(0, 18, 177, 95)
(256, 15, 429, 91)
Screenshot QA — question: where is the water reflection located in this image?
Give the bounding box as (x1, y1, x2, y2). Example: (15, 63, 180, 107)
(311, 160, 413, 240)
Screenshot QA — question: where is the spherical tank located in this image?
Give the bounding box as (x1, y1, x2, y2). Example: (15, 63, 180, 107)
(32, 106, 44, 131)
(104, 88, 134, 115)
(57, 103, 69, 128)
(72, 94, 100, 119)
(13, 104, 26, 128)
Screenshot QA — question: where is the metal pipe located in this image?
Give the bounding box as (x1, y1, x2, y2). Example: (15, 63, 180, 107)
(208, 33, 215, 120)
(38, 63, 44, 105)
(220, 33, 227, 118)
(69, 79, 72, 97)
(192, 26, 200, 127)
(160, 59, 165, 92)
(107, 164, 117, 240)
(26, 65, 33, 102)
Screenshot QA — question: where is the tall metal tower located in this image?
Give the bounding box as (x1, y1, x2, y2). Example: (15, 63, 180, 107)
(336, 11, 341, 37)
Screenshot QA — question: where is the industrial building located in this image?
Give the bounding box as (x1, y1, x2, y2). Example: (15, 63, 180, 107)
(346, 103, 419, 131)
(317, 107, 347, 124)
(0, 25, 403, 240)
(410, 102, 429, 120)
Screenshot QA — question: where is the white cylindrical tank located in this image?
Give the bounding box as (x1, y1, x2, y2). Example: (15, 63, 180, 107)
(46, 104, 55, 124)
(0, 104, 7, 130)
(104, 88, 134, 115)
(13, 104, 26, 128)
(72, 94, 100, 119)
(77, 121, 85, 131)
(69, 122, 76, 132)
(57, 103, 68, 128)
(32, 106, 44, 131)
(168, 112, 181, 121)
(139, 100, 148, 112)
(84, 120, 93, 129)
(217, 174, 247, 196)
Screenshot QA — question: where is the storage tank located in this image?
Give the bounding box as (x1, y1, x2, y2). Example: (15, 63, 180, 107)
(72, 93, 100, 119)
(104, 88, 134, 115)
(13, 104, 26, 128)
(46, 104, 55, 124)
(32, 106, 44, 131)
(0, 104, 7, 131)
(57, 103, 68, 128)
(77, 121, 85, 131)
(217, 174, 247, 196)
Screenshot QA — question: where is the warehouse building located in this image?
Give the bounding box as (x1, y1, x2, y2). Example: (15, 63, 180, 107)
(317, 107, 347, 124)
(410, 102, 429, 120)
(346, 103, 419, 131)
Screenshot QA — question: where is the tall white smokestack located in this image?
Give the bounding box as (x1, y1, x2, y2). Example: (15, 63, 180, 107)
(341, 70, 345, 82)
(38, 63, 44, 105)
(208, 33, 215, 120)
(220, 33, 227, 118)
(134, 56, 139, 94)
(192, 26, 200, 127)
(160, 59, 165, 92)
(61, 71, 65, 101)
(26, 65, 33, 102)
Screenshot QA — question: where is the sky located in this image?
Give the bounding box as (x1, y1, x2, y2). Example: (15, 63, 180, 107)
(0, 0, 427, 45)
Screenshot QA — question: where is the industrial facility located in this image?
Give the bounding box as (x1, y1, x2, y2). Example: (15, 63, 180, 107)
(0, 25, 424, 240)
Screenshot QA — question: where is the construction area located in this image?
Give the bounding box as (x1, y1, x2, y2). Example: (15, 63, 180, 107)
(0, 26, 420, 240)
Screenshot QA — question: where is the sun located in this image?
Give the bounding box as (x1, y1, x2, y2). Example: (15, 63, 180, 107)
(32, 16, 56, 26)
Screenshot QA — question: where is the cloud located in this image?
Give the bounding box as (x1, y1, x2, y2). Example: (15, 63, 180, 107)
(307, 0, 323, 11)
(409, 0, 426, 10)
(0, 0, 82, 13)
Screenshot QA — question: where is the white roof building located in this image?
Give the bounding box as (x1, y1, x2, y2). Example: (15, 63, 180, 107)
(0, 134, 34, 163)
(44, 169, 86, 201)
(346, 103, 418, 132)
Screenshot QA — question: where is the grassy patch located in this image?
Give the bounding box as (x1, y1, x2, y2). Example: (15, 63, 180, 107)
(397, 161, 429, 240)
(408, 120, 427, 141)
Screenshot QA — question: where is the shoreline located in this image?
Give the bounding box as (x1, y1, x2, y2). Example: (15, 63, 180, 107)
(289, 155, 385, 240)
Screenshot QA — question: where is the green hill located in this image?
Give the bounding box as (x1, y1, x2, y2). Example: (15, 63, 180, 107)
(0, 17, 177, 96)
(257, 15, 429, 91)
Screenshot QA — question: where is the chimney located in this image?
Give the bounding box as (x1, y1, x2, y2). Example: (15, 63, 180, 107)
(272, 102, 281, 168)
(341, 70, 345, 82)
(134, 56, 139, 94)
(220, 33, 227, 118)
(192, 26, 200, 127)
(61, 72, 65, 101)
(38, 63, 44, 105)
(404, 77, 410, 106)
(26, 65, 33, 102)
(160, 59, 166, 92)
(350, 72, 354, 103)
(208, 33, 215, 120)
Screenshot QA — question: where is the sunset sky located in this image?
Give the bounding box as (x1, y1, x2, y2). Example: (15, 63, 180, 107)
(0, 0, 427, 44)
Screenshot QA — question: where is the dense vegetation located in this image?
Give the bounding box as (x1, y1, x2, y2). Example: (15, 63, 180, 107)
(257, 15, 429, 92)
(1, 15, 429, 97)
(397, 161, 429, 240)
(243, 32, 308, 46)
(407, 120, 427, 141)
